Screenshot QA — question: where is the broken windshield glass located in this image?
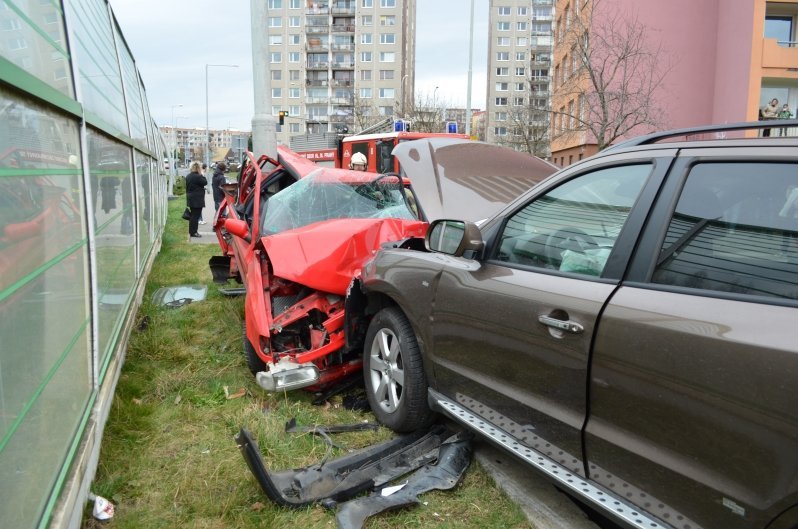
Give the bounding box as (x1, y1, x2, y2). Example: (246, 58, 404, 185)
(260, 171, 416, 235)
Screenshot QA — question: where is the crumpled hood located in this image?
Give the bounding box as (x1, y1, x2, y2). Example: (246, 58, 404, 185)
(393, 138, 558, 223)
(262, 217, 427, 294)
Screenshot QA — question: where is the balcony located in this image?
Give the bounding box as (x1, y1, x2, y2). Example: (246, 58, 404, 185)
(331, 61, 354, 69)
(306, 114, 329, 122)
(306, 6, 329, 15)
(331, 43, 354, 51)
(532, 15, 553, 21)
(331, 97, 353, 105)
(306, 79, 329, 87)
(330, 78, 353, 87)
(331, 24, 355, 33)
(306, 25, 329, 34)
(331, 7, 355, 15)
(307, 43, 330, 52)
(307, 62, 329, 70)
(761, 37, 798, 71)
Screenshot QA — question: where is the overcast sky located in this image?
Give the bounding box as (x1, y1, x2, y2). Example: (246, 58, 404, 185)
(110, 0, 488, 132)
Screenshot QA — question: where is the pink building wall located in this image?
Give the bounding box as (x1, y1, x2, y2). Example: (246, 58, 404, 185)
(595, 0, 755, 133)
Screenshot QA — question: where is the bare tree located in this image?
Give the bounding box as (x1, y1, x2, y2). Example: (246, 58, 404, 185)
(350, 94, 386, 133)
(495, 76, 551, 157)
(553, 0, 671, 151)
(403, 90, 447, 133)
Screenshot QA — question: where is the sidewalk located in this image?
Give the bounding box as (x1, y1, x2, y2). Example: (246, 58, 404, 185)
(187, 188, 219, 244)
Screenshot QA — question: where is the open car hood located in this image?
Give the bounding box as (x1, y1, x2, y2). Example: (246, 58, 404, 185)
(393, 138, 558, 223)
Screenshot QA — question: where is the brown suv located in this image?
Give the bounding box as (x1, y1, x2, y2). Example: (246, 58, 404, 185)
(348, 122, 798, 529)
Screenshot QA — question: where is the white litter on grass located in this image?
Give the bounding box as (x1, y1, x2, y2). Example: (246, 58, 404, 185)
(88, 493, 114, 521)
(380, 481, 408, 496)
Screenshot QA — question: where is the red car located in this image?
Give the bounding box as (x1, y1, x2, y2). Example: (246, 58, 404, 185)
(211, 140, 556, 393)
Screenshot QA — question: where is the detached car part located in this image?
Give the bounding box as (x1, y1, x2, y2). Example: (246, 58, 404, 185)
(235, 424, 451, 508)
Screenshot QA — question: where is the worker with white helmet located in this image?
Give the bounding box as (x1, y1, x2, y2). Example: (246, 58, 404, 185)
(350, 152, 367, 171)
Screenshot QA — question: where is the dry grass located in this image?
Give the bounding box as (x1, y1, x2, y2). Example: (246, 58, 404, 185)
(85, 200, 532, 529)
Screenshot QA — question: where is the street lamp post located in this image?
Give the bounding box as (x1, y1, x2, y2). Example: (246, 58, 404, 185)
(169, 104, 182, 195)
(400, 74, 408, 118)
(205, 63, 238, 169)
(433, 86, 439, 130)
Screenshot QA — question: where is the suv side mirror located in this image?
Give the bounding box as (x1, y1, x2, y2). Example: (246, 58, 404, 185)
(426, 220, 484, 258)
(225, 218, 250, 241)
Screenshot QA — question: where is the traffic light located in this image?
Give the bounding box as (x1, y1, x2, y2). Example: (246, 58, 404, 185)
(279, 110, 286, 125)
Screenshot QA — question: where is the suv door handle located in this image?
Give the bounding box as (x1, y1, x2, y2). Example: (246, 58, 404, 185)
(538, 315, 584, 334)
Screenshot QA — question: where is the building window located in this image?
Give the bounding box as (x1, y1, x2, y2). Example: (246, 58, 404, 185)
(381, 0, 396, 7)
(518, 6, 527, 16)
(290, 123, 302, 133)
(495, 112, 507, 121)
(379, 69, 394, 80)
(360, 87, 372, 98)
(289, 16, 300, 27)
(269, 35, 283, 45)
(268, 0, 282, 8)
(290, 70, 300, 80)
(290, 105, 300, 116)
(494, 126, 507, 136)
(289, 0, 300, 8)
(498, 6, 510, 16)
(268, 17, 282, 27)
(515, 82, 525, 91)
(380, 15, 396, 26)
(517, 22, 527, 31)
(515, 67, 525, 76)
(379, 87, 395, 98)
(496, 82, 508, 91)
(496, 67, 509, 76)
(497, 52, 509, 61)
(516, 52, 526, 61)
(497, 21, 510, 31)
(517, 37, 527, 46)
(361, 33, 373, 44)
(362, 0, 373, 7)
(289, 52, 300, 62)
(379, 51, 395, 62)
(271, 70, 282, 81)
(495, 97, 508, 106)
(272, 88, 282, 98)
(380, 33, 395, 44)
(514, 97, 525, 106)
(289, 88, 300, 98)
(290, 34, 300, 44)
(360, 69, 372, 80)
(270, 52, 282, 63)
(362, 15, 372, 25)
(497, 37, 510, 46)
(360, 51, 372, 61)
(379, 106, 392, 115)
(272, 106, 281, 116)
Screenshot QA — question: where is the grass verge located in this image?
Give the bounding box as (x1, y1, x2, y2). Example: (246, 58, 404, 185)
(84, 199, 532, 529)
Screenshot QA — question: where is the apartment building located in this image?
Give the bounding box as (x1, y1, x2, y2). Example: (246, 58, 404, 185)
(160, 126, 248, 162)
(485, 0, 554, 157)
(550, 0, 798, 167)
(261, 0, 416, 145)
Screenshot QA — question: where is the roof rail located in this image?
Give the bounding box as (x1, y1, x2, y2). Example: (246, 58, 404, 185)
(606, 119, 798, 152)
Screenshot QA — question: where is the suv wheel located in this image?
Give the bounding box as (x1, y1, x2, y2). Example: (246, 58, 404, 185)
(243, 323, 266, 375)
(363, 307, 434, 432)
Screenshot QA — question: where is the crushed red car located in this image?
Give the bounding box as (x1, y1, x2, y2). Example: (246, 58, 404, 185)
(210, 140, 557, 393)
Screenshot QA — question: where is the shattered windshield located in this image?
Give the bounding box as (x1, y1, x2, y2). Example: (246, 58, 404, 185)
(260, 170, 417, 235)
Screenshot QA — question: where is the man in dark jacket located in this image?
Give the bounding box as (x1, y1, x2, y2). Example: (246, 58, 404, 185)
(185, 161, 207, 237)
(211, 161, 227, 213)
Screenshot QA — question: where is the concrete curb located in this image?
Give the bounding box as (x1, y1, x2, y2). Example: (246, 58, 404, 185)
(474, 442, 600, 529)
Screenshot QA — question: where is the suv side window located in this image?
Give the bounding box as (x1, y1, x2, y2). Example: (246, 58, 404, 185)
(652, 163, 798, 300)
(496, 164, 651, 276)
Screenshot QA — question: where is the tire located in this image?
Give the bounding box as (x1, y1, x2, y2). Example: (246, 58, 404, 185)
(243, 323, 266, 375)
(363, 307, 434, 432)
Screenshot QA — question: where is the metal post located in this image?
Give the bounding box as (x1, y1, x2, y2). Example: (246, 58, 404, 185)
(465, 0, 474, 136)
(169, 104, 182, 195)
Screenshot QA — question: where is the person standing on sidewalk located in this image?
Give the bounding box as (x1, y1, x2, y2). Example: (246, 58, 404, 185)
(212, 161, 227, 214)
(199, 163, 209, 224)
(185, 161, 207, 238)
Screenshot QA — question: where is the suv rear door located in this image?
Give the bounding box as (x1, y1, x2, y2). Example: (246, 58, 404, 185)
(587, 147, 798, 528)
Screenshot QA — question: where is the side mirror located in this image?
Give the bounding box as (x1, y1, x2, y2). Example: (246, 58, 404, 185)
(425, 220, 483, 258)
(225, 218, 250, 241)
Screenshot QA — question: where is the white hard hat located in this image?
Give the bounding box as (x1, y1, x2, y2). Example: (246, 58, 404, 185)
(351, 152, 367, 165)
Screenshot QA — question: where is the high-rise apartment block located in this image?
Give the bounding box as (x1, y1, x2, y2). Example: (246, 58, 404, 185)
(485, 0, 554, 157)
(263, 0, 415, 145)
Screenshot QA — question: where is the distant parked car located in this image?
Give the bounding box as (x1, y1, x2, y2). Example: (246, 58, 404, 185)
(347, 122, 798, 529)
